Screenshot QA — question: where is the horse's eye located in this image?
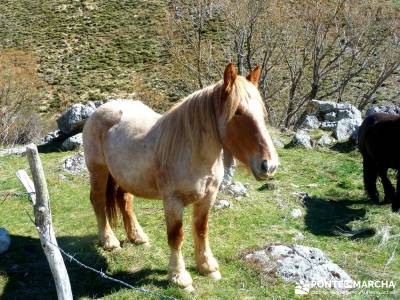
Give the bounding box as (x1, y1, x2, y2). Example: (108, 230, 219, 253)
(235, 109, 242, 116)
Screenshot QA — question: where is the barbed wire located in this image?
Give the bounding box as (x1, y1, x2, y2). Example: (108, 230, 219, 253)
(24, 207, 180, 300)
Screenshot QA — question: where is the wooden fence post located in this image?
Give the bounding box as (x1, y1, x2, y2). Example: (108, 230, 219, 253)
(17, 144, 73, 300)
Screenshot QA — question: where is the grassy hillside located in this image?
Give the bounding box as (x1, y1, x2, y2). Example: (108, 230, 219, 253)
(0, 0, 172, 112)
(1, 141, 399, 299)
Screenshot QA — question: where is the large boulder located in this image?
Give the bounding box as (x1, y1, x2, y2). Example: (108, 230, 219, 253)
(334, 119, 360, 142)
(57, 101, 103, 135)
(244, 244, 352, 293)
(366, 105, 400, 117)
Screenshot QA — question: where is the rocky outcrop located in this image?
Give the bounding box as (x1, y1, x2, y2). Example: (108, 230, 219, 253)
(296, 100, 362, 143)
(244, 244, 352, 293)
(365, 105, 400, 117)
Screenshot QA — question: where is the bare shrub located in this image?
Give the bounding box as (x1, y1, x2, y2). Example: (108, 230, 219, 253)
(0, 49, 49, 147)
(167, 0, 400, 127)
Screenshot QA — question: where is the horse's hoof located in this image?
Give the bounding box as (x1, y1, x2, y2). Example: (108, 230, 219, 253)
(169, 269, 193, 289)
(208, 270, 221, 281)
(102, 237, 121, 251)
(183, 285, 195, 293)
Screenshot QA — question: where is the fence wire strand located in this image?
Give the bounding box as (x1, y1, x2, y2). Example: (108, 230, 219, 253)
(23, 202, 180, 300)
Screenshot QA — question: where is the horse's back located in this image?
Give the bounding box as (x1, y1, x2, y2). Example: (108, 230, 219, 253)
(83, 100, 160, 166)
(359, 113, 400, 168)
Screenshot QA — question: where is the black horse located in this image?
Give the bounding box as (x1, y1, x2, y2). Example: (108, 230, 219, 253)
(358, 113, 400, 212)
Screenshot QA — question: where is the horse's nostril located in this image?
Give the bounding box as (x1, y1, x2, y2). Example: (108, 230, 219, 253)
(261, 160, 268, 173)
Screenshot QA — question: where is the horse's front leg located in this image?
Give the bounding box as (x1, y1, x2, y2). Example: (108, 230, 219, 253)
(192, 194, 221, 280)
(163, 197, 193, 291)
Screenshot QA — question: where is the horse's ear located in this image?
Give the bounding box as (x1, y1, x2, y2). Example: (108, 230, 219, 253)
(246, 66, 261, 87)
(223, 63, 237, 89)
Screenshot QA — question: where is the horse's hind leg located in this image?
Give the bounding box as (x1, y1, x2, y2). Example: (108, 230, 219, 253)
(393, 171, 400, 213)
(89, 166, 120, 250)
(363, 156, 379, 203)
(116, 189, 149, 244)
(192, 195, 220, 280)
(378, 168, 396, 204)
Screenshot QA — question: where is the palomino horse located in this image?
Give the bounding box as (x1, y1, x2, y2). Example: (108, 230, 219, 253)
(83, 63, 279, 290)
(358, 113, 400, 212)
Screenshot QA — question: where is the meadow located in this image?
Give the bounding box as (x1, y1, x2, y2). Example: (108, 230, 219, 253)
(1, 136, 399, 299)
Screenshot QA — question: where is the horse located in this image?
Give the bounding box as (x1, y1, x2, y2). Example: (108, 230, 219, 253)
(82, 63, 279, 291)
(358, 112, 400, 212)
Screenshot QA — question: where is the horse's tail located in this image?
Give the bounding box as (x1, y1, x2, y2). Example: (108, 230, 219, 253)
(106, 174, 124, 227)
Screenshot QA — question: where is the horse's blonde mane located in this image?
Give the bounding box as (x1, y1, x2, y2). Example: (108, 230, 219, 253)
(153, 77, 263, 169)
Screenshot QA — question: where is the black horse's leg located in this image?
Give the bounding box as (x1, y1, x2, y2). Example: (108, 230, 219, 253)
(393, 171, 400, 213)
(378, 168, 396, 204)
(363, 156, 379, 203)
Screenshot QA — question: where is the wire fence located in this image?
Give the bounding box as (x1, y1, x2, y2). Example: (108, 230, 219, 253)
(1, 189, 180, 300)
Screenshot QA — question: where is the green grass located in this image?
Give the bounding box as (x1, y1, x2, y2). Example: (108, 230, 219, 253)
(0, 0, 171, 111)
(0, 146, 399, 299)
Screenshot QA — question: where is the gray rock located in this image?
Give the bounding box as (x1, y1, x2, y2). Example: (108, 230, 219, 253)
(220, 181, 247, 197)
(320, 121, 337, 130)
(289, 131, 312, 149)
(317, 134, 334, 147)
(291, 208, 303, 218)
(63, 152, 87, 173)
(220, 151, 236, 188)
(324, 112, 337, 122)
(40, 130, 66, 145)
(0, 228, 11, 254)
(366, 105, 400, 116)
(0, 146, 26, 156)
(300, 115, 320, 130)
(334, 119, 360, 142)
(61, 133, 83, 151)
(273, 138, 285, 149)
(214, 199, 231, 209)
(292, 232, 304, 241)
(57, 101, 103, 135)
(309, 100, 337, 114)
(337, 107, 362, 124)
(244, 244, 352, 293)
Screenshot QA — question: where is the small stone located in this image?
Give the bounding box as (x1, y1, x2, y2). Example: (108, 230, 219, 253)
(317, 134, 334, 147)
(0, 228, 11, 254)
(63, 152, 87, 173)
(291, 208, 303, 218)
(292, 232, 304, 241)
(220, 181, 247, 197)
(287, 131, 312, 149)
(214, 199, 231, 209)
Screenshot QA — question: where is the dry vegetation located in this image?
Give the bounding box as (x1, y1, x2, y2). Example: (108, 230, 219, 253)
(167, 0, 400, 127)
(0, 0, 399, 146)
